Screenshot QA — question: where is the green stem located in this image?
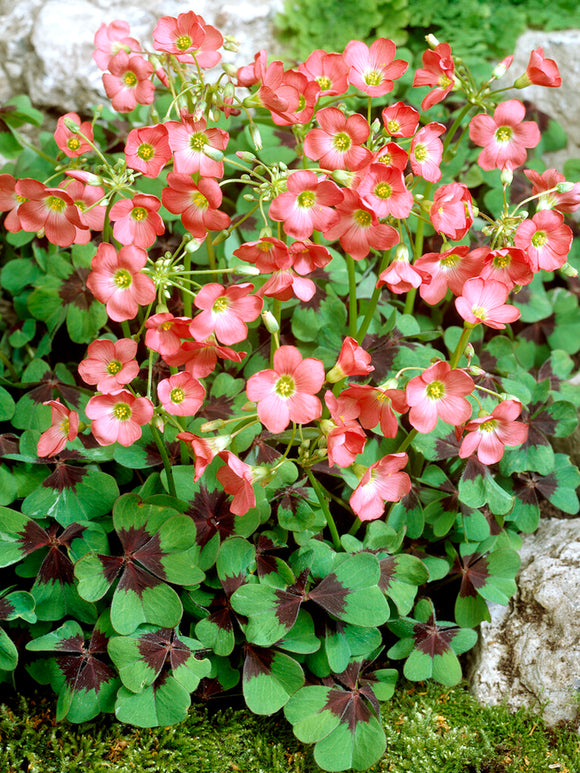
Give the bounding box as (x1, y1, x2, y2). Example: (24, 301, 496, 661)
(356, 250, 392, 343)
(121, 320, 132, 339)
(0, 349, 19, 381)
(442, 103, 475, 159)
(346, 255, 358, 338)
(183, 249, 192, 317)
(150, 424, 177, 498)
(404, 182, 432, 316)
(306, 469, 341, 551)
(206, 236, 217, 279)
(13, 131, 58, 165)
(348, 516, 362, 537)
(270, 299, 281, 366)
(396, 428, 418, 454)
(449, 324, 474, 369)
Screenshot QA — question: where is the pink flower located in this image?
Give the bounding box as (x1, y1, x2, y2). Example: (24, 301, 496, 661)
(469, 100, 540, 171)
(269, 69, 320, 127)
(177, 432, 230, 481)
(86, 390, 154, 447)
(37, 400, 79, 458)
(54, 113, 94, 158)
(459, 400, 528, 465)
(58, 179, 106, 242)
(246, 345, 325, 433)
(455, 278, 521, 329)
(165, 116, 228, 177)
(268, 171, 342, 240)
(381, 101, 419, 138)
(102, 51, 154, 113)
(125, 125, 171, 177)
(410, 123, 446, 183)
(341, 384, 408, 438)
(414, 246, 486, 305)
(166, 340, 245, 379)
(327, 337, 374, 383)
(406, 361, 474, 434)
(303, 107, 372, 171)
(355, 164, 413, 220)
(514, 210, 573, 271)
(344, 39, 407, 97)
(377, 253, 424, 295)
(78, 338, 139, 393)
(517, 47, 561, 88)
(288, 240, 332, 276)
(153, 12, 222, 68)
(257, 269, 316, 302)
(298, 50, 349, 96)
(430, 183, 474, 240)
(324, 392, 366, 468)
(523, 168, 580, 213)
(233, 237, 291, 274)
(93, 20, 140, 70)
(162, 174, 230, 239)
(157, 372, 205, 417)
(480, 247, 534, 289)
(16, 181, 85, 247)
(86, 243, 156, 322)
(217, 451, 256, 515)
(189, 283, 262, 345)
(0, 174, 28, 232)
(349, 453, 411, 522)
(145, 313, 193, 357)
(109, 194, 164, 248)
(373, 142, 408, 171)
(413, 43, 455, 110)
(323, 189, 399, 261)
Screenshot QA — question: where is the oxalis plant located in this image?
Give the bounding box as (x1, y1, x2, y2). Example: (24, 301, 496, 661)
(0, 14, 579, 772)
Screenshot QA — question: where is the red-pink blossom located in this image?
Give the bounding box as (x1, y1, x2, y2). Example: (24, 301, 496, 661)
(455, 278, 521, 329)
(233, 237, 291, 274)
(459, 400, 528, 465)
(323, 189, 399, 261)
(189, 283, 262, 345)
(373, 141, 409, 171)
(54, 113, 94, 158)
(257, 269, 316, 302)
(469, 100, 540, 171)
(270, 69, 320, 127)
(413, 43, 455, 110)
(381, 101, 420, 137)
(304, 107, 372, 171)
(87, 243, 156, 322)
(78, 338, 139, 393)
(217, 451, 256, 515)
(349, 453, 411, 522)
(298, 50, 349, 96)
(344, 38, 407, 97)
(86, 390, 154, 447)
(521, 47, 562, 88)
(327, 337, 374, 382)
(341, 383, 408, 438)
(524, 168, 580, 213)
(162, 174, 230, 239)
(157, 372, 205, 417)
(165, 116, 228, 177)
(153, 12, 222, 68)
(430, 183, 473, 240)
(406, 361, 474, 434)
(288, 240, 332, 275)
(58, 179, 106, 242)
(102, 51, 154, 113)
(324, 391, 366, 468)
(377, 254, 424, 295)
(145, 313, 193, 357)
(37, 400, 79, 458)
(246, 345, 325, 433)
(410, 123, 446, 183)
(16, 181, 85, 247)
(268, 171, 342, 239)
(93, 20, 140, 70)
(165, 339, 246, 379)
(251, 60, 301, 123)
(0, 174, 27, 232)
(356, 164, 413, 219)
(414, 246, 486, 305)
(109, 194, 165, 248)
(480, 247, 534, 289)
(125, 124, 171, 177)
(177, 432, 230, 481)
(514, 210, 573, 271)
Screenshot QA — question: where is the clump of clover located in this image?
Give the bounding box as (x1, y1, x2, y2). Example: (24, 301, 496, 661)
(0, 15, 579, 772)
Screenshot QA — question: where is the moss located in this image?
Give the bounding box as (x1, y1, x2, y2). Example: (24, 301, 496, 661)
(1, 683, 579, 773)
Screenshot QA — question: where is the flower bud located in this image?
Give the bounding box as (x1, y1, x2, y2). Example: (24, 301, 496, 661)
(201, 419, 226, 432)
(513, 73, 532, 89)
(63, 116, 81, 133)
(379, 378, 399, 390)
(221, 62, 238, 78)
(233, 264, 261, 276)
(467, 365, 486, 376)
(331, 169, 355, 187)
(249, 123, 262, 150)
(556, 181, 576, 193)
(236, 150, 256, 163)
(425, 34, 440, 49)
(203, 144, 224, 162)
(261, 310, 279, 333)
(500, 167, 513, 186)
(394, 243, 410, 262)
(223, 35, 240, 53)
(560, 262, 579, 278)
(185, 236, 204, 253)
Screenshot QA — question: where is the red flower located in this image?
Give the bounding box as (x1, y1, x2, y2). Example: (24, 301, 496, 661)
(349, 453, 411, 522)
(514, 210, 573, 271)
(459, 400, 528, 465)
(324, 392, 366, 468)
(344, 39, 407, 97)
(125, 125, 171, 177)
(323, 189, 399, 261)
(86, 390, 154, 447)
(153, 12, 222, 68)
(58, 179, 106, 243)
(430, 183, 474, 240)
(246, 345, 325, 433)
(356, 164, 413, 220)
(78, 338, 139, 393)
(523, 169, 580, 213)
(298, 50, 349, 96)
(517, 47, 561, 88)
(162, 174, 230, 239)
(109, 194, 165, 248)
(469, 100, 540, 171)
(413, 43, 455, 110)
(341, 383, 408, 438)
(37, 401, 79, 458)
(377, 253, 424, 295)
(87, 243, 156, 322)
(455, 278, 521, 330)
(102, 51, 154, 113)
(304, 107, 372, 171)
(165, 340, 246, 379)
(177, 432, 230, 481)
(410, 123, 445, 183)
(414, 246, 486, 305)
(189, 283, 262, 345)
(480, 247, 534, 289)
(234, 237, 291, 274)
(288, 240, 332, 276)
(145, 313, 193, 357)
(165, 115, 228, 177)
(157, 372, 205, 417)
(217, 451, 256, 515)
(93, 20, 139, 70)
(381, 101, 419, 138)
(16, 181, 85, 247)
(327, 337, 374, 383)
(268, 171, 342, 240)
(406, 361, 474, 434)
(54, 112, 94, 158)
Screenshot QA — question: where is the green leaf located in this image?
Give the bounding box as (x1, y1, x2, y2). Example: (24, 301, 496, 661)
(114, 676, 191, 727)
(0, 387, 15, 422)
(243, 646, 304, 715)
(0, 628, 19, 671)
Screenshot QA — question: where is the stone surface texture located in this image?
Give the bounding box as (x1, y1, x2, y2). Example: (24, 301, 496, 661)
(468, 517, 580, 729)
(0, 0, 283, 112)
(497, 29, 580, 168)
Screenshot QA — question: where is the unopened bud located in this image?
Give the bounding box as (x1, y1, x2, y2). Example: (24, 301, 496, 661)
(467, 365, 486, 376)
(500, 167, 513, 186)
(223, 35, 240, 53)
(201, 419, 226, 432)
(223, 81, 236, 101)
(151, 413, 165, 433)
(425, 34, 440, 49)
(236, 150, 256, 163)
(185, 236, 205, 253)
(203, 144, 224, 162)
(465, 343, 475, 360)
(249, 123, 262, 150)
(242, 193, 256, 201)
(233, 264, 260, 276)
(560, 262, 578, 278)
(513, 73, 532, 89)
(63, 116, 81, 133)
(261, 310, 279, 333)
(331, 169, 355, 187)
(259, 226, 272, 239)
(394, 243, 410, 262)
(499, 392, 519, 402)
(380, 378, 399, 390)
(222, 62, 238, 78)
(556, 181, 576, 193)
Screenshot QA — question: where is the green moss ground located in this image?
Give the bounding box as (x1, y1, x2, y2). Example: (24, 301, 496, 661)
(1, 682, 578, 772)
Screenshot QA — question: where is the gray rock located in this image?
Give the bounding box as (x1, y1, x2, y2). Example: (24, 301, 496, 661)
(468, 517, 580, 729)
(0, 0, 283, 113)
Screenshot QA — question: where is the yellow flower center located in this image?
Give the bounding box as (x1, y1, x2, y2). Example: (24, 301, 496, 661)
(440, 253, 460, 268)
(212, 297, 230, 313)
(192, 191, 208, 209)
(123, 71, 138, 88)
(364, 70, 383, 86)
(374, 182, 392, 200)
(131, 206, 147, 221)
(495, 126, 513, 143)
(332, 132, 352, 152)
(137, 143, 155, 160)
(16, 194, 27, 204)
(275, 374, 296, 398)
(438, 74, 452, 88)
(67, 137, 81, 150)
(59, 418, 70, 435)
(46, 195, 67, 213)
(413, 144, 428, 162)
(190, 132, 208, 151)
(316, 76, 332, 90)
(378, 152, 392, 166)
(480, 419, 497, 433)
(113, 402, 132, 421)
(492, 252, 511, 269)
(170, 387, 185, 403)
(175, 34, 193, 51)
(472, 306, 487, 320)
(425, 380, 445, 400)
(531, 231, 547, 248)
(107, 359, 122, 375)
(353, 209, 372, 227)
(160, 321, 174, 331)
(387, 119, 401, 134)
(113, 269, 132, 289)
(297, 190, 316, 208)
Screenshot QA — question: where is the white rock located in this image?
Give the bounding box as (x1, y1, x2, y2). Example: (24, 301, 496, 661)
(468, 517, 580, 728)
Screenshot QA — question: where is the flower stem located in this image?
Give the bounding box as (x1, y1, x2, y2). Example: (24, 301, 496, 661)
(150, 424, 177, 498)
(356, 250, 391, 343)
(306, 469, 341, 551)
(346, 255, 358, 338)
(449, 324, 474, 369)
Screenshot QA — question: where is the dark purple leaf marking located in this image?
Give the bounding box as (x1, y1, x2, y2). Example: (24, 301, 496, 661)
(186, 485, 235, 547)
(0, 598, 15, 621)
(59, 267, 93, 310)
(243, 644, 274, 682)
(308, 573, 348, 618)
(56, 629, 115, 694)
(272, 587, 304, 628)
(413, 615, 457, 657)
(137, 628, 191, 673)
(453, 553, 490, 599)
(434, 431, 461, 460)
(19, 521, 87, 585)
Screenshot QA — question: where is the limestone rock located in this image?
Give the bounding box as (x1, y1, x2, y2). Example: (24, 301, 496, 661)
(468, 517, 580, 729)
